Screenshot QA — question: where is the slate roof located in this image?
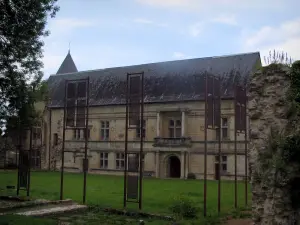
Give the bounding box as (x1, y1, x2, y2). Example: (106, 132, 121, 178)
(47, 52, 261, 108)
(56, 51, 78, 75)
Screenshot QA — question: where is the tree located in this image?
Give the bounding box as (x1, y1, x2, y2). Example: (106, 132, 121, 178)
(0, 0, 59, 131)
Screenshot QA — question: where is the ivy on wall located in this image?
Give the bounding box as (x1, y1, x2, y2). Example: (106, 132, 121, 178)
(255, 60, 300, 210)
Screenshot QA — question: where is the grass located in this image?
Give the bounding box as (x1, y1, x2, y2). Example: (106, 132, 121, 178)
(0, 171, 251, 216)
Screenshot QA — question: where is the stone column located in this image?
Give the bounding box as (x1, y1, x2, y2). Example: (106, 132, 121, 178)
(180, 151, 185, 179)
(155, 151, 160, 178)
(185, 152, 189, 177)
(156, 112, 160, 137)
(181, 111, 185, 137)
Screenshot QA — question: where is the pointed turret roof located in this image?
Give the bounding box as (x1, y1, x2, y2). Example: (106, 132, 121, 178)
(56, 51, 78, 75)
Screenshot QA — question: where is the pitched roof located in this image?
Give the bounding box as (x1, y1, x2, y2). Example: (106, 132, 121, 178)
(56, 51, 78, 75)
(48, 52, 261, 108)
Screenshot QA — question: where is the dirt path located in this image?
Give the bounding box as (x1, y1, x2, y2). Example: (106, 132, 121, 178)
(226, 219, 252, 225)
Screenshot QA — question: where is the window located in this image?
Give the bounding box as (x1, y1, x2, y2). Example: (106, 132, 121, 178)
(127, 153, 145, 172)
(215, 155, 227, 172)
(73, 129, 90, 140)
(33, 127, 41, 140)
(100, 152, 108, 169)
(116, 153, 125, 170)
(65, 81, 88, 127)
(31, 150, 41, 169)
(100, 121, 110, 140)
(73, 129, 81, 140)
(216, 118, 229, 140)
(84, 128, 91, 140)
(222, 118, 228, 139)
(53, 133, 58, 146)
(136, 120, 146, 138)
(168, 119, 181, 138)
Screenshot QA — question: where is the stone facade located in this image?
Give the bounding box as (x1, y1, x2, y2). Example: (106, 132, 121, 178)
(22, 51, 261, 180)
(35, 99, 249, 180)
(249, 65, 300, 225)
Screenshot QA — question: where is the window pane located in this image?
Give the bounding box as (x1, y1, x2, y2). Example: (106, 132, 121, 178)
(136, 128, 140, 138)
(101, 129, 105, 139)
(116, 160, 119, 167)
(176, 120, 181, 127)
(121, 153, 125, 159)
(222, 128, 228, 138)
(215, 156, 219, 162)
(106, 121, 109, 128)
(104, 160, 108, 168)
(105, 153, 108, 159)
(67, 83, 76, 98)
(106, 129, 109, 139)
(121, 160, 125, 168)
(101, 121, 104, 128)
(222, 156, 227, 162)
(175, 128, 181, 137)
(222, 118, 228, 127)
(169, 120, 174, 126)
(216, 128, 220, 140)
(77, 81, 87, 98)
(169, 128, 174, 138)
(222, 164, 227, 171)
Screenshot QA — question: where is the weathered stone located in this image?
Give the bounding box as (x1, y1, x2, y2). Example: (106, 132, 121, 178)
(249, 65, 300, 225)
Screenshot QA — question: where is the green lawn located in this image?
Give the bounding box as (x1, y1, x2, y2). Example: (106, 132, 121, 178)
(0, 171, 251, 215)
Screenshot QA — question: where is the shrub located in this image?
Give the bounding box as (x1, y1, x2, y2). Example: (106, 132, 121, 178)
(169, 195, 198, 219)
(187, 173, 196, 180)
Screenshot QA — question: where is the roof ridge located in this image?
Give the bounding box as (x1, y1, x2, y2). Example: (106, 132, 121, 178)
(49, 51, 260, 77)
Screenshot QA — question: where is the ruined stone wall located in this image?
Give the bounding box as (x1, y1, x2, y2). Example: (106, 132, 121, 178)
(249, 64, 299, 225)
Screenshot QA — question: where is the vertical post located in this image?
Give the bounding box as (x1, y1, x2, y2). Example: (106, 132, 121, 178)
(217, 77, 222, 214)
(16, 119, 21, 196)
(60, 80, 68, 200)
(139, 72, 144, 210)
(234, 86, 238, 208)
(48, 108, 52, 171)
(155, 151, 159, 178)
(27, 127, 33, 197)
(83, 77, 90, 204)
(123, 74, 129, 208)
(203, 74, 208, 217)
(244, 91, 248, 206)
(4, 137, 7, 169)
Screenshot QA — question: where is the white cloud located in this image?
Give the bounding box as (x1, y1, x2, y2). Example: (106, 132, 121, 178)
(211, 14, 237, 26)
(133, 18, 168, 27)
(135, 0, 194, 9)
(48, 18, 96, 36)
(135, 0, 285, 11)
(188, 22, 204, 37)
(241, 18, 300, 62)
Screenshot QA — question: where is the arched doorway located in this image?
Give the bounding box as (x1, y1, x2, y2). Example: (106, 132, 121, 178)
(168, 156, 181, 178)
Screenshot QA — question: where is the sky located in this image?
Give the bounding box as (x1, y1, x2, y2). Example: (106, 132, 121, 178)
(42, 0, 299, 78)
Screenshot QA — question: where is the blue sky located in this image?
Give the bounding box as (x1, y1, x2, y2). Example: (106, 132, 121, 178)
(42, 0, 299, 78)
